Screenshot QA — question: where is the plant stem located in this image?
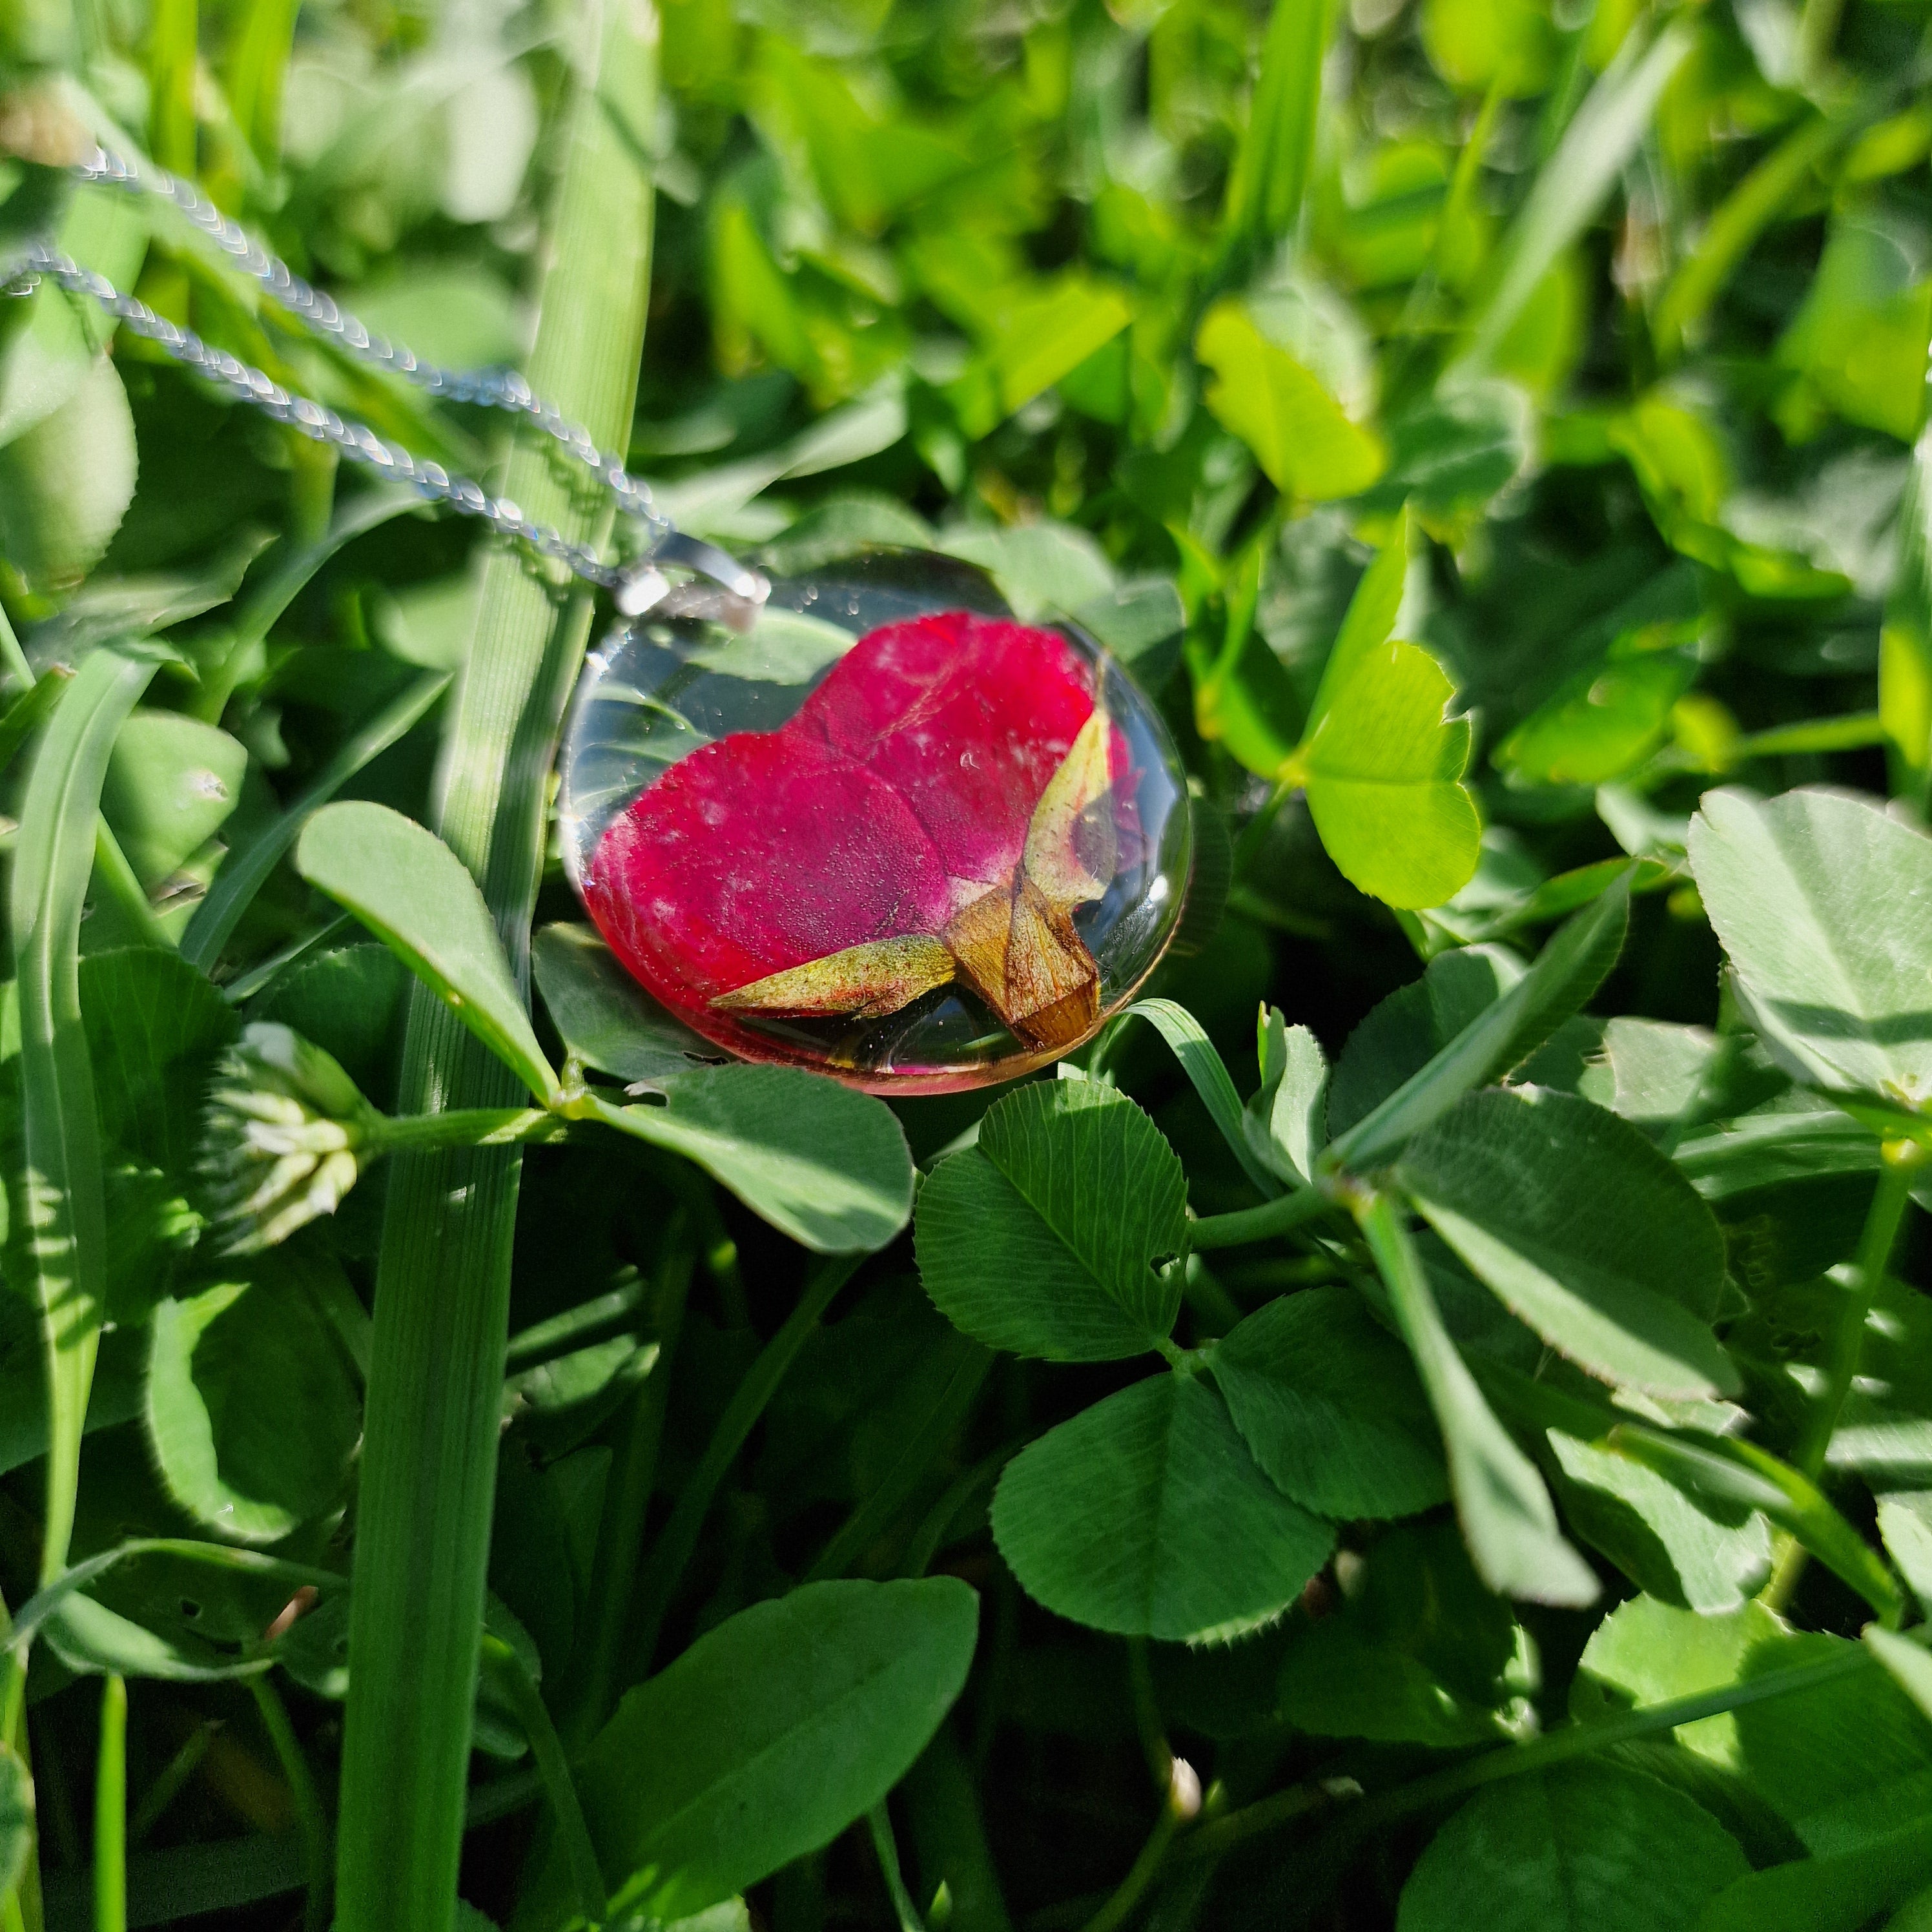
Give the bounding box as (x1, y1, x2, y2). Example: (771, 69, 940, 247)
(479, 1636, 606, 1924)
(1795, 1147, 1921, 1480)
(365, 1107, 562, 1156)
(329, 5, 657, 1921)
(868, 1804, 927, 1932)
(628, 1257, 859, 1674)
(1181, 1642, 1875, 1863)
(1188, 1187, 1333, 1250)
(92, 1677, 125, 1932)
(251, 1678, 329, 1932)
(560, 1233, 694, 1749)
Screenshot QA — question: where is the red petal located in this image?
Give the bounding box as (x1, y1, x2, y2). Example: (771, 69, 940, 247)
(788, 611, 1098, 901)
(584, 728, 952, 1022)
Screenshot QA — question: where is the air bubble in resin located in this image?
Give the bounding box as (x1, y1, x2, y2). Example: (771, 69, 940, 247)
(557, 553, 1191, 1094)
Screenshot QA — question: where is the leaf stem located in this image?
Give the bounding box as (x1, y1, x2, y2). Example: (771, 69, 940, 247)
(1181, 1642, 1875, 1863)
(92, 1676, 126, 1932)
(250, 1678, 330, 1932)
(1795, 1145, 1922, 1481)
(479, 1636, 605, 1925)
(868, 1804, 928, 1932)
(364, 1107, 563, 1156)
(1187, 1186, 1333, 1250)
(628, 1257, 859, 1673)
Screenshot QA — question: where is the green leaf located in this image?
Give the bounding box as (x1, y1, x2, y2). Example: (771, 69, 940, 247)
(1450, 19, 1695, 377)
(1494, 650, 1698, 787)
(145, 1256, 363, 1546)
(1118, 998, 1282, 1197)
(1213, 1286, 1448, 1519)
(566, 1579, 977, 1924)
(1196, 300, 1386, 502)
(1547, 1433, 1771, 1614)
(1359, 1196, 1598, 1605)
(1298, 637, 1481, 909)
(80, 948, 237, 1173)
(1395, 1760, 1749, 1931)
(1248, 1007, 1329, 1185)
(1219, 0, 1336, 262)
(1866, 1627, 1932, 1726)
(98, 711, 249, 891)
(1879, 1492, 1932, 1616)
(1277, 1614, 1508, 1747)
(983, 276, 1133, 422)
(990, 1372, 1335, 1641)
(1328, 875, 1629, 1170)
(295, 800, 559, 1103)
(1362, 382, 1535, 538)
(1397, 1087, 1734, 1397)
(1698, 1818, 1932, 1932)
(1688, 787, 1932, 1105)
(914, 1081, 1187, 1361)
(1600, 1427, 1902, 1623)
(0, 1743, 28, 1903)
(590, 1066, 912, 1255)
(254, 944, 410, 1107)
(12, 642, 159, 1579)
(1306, 507, 1413, 740)
(1328, 943, 1524, 1140)
(1777, 219, 1932, 442)
(0, 353, 138, 590)
(1576, 1596, 1932, 1844)
(530, 923, 722, 1085)
(1421, 0, 1556, 95)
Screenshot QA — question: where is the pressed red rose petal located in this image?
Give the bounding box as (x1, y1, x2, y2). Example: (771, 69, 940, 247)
(789, 611, 1100, 903)
(584, 727, 952, 1029)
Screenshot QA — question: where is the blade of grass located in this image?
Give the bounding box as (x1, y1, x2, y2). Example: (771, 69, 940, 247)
(92, 1676, 125, 1932)
(628, 1256, 858, 1674)
(1448, 19, 1693, 382)
(1215, 0, 1336, 278)
(329, 5, 659, 1925)
(559, 1231, 693, 1749)
(1652, 114, 1840, 360)
(12, 644, 160, 1584)
(187, 488, 427, 726)
(179, 666, 449, 974)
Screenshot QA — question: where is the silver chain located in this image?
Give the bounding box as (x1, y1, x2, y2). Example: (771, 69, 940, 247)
(9, 147, 765, 610)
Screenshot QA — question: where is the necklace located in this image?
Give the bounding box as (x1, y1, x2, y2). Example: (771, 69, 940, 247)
(17, 150, 1192, 1093)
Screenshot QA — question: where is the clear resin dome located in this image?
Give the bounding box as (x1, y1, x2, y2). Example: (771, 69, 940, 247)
(558, 551, 1191, 1094)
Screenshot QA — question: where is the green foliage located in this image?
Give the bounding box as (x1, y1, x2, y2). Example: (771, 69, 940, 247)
(916, 1081, 1187, 1359)
(296, 801, 560, 1104)
(6, 0, 1932, 1926)
(557, 1579, 977, 1924)
(990, 1372, 1333, 1641)
(1395, 1760, 1751, 1931)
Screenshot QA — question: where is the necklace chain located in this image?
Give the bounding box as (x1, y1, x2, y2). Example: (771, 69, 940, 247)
(10, 148, 762, 609)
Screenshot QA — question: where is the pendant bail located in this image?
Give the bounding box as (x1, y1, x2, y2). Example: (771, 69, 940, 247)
(616, 532, 770, 621)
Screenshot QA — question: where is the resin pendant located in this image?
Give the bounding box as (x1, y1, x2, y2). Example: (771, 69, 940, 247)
(559, 551, 1190, 1094)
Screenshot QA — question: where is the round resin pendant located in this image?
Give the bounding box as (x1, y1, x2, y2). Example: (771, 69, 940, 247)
(559, 551, 1191, 1094)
